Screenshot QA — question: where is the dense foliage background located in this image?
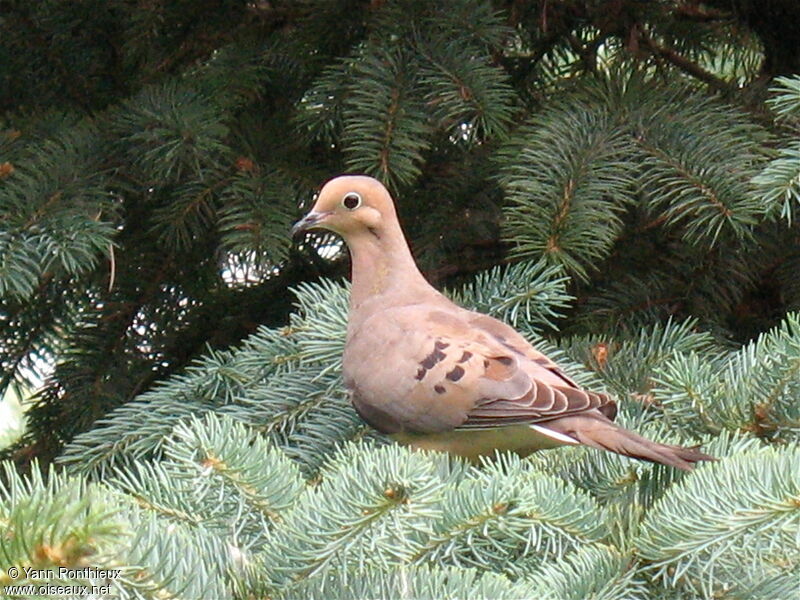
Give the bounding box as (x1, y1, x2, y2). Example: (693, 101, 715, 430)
(1, 1, 799, 598)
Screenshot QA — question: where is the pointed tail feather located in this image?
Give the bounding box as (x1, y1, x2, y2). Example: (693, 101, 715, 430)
(544, 416, 714, 471)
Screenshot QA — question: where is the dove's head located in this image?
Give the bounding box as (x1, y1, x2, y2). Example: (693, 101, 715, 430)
(291, 175, 398, 239)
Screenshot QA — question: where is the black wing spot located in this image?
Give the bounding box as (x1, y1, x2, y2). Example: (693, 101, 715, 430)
(434, 384, 446, 394)
(421, 347, 446, 369)
(435, 340, 450, 350)
(483, 359, 490, 368)
(458, 351, 472, 363)
(446, 366, 465, 382)
(415, 367, 426, 381)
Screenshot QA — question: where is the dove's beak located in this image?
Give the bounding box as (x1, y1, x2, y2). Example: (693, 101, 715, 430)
(291, 210, 332, 237)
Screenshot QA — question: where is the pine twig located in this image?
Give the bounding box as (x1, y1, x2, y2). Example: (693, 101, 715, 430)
(639, 33, 734, 94)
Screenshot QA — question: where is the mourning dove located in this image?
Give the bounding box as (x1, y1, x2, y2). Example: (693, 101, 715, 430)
(292, 175, 712, 470)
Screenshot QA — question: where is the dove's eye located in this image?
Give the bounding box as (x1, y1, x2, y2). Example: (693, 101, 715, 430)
(342, 192, 362, 210)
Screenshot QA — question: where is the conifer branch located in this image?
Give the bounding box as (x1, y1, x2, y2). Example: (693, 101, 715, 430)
(639, 33, 734, 94)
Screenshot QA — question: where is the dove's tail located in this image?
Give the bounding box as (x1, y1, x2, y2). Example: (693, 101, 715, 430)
(542, 416, 714, 471)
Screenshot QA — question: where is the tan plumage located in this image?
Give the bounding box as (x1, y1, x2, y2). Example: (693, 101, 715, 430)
(292, 175, 713, 470)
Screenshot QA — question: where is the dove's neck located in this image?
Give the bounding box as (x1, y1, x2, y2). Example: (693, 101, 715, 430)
(346, 221, 436, 310)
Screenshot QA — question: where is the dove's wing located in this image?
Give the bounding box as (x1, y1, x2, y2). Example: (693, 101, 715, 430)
(343, 303, 613, 436)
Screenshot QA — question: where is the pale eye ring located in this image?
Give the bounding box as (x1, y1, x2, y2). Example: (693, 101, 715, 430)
(342, 192, 361, 210)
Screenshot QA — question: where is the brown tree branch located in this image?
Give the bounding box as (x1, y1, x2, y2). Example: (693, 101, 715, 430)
(639, 32, 734, 94)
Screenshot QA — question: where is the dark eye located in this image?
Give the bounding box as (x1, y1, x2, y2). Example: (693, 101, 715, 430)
(342, 192, 361, 210)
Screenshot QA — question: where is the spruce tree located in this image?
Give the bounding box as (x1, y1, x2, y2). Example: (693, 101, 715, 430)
(1, 1, 799, 598)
